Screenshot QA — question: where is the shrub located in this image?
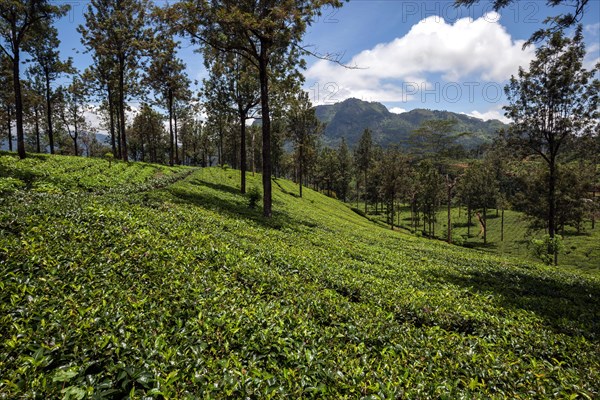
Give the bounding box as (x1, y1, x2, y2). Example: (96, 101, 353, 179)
(247, 185, 262, 209)
(104, 152, 114, 167)
(530, 234, 564, 265)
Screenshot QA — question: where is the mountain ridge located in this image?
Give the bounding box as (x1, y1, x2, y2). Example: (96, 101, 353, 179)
(315, 98, 507, 148)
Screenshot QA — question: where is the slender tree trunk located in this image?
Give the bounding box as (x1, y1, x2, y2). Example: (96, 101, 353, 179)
(115, 104, 121, 159)
(73, 107, 79, 156)
(12, 51, 26, 159)
(118, 55, 128, 162)
(467, 204, 471, 237)
(298, 145, 303, 198)
(251, 127, 256, 176)
(364, 170, 368, 214)
(45, 70, 55, 154)
(501, 208, 505, 242)
(447, 186, 452, 244)
(259, 44, 272, 218)
(174, 106, 179, 165)
(34, 106, 40, 153)
(483, 207, 487, 244)
(548, 159, 557, 265)
(390, 195, 395, 230)
(168, 90, 174, 166)
(107, 88, 117, 157)
(6, 106, 12, 152)
(239, 106, 247, 194)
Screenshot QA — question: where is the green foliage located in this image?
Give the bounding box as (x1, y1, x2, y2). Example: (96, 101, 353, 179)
(1, 154, 599, 398)
(0, 177, 25, 194)
(247, 185, 262, 209)
(531, 234, 565, 266)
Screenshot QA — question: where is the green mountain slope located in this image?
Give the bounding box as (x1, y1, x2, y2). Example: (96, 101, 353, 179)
(1, 153, 598, 398)
(315, 98, 506, 148)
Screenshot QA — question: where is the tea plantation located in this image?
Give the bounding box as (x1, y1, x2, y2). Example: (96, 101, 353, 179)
(1, 153, 599, 399)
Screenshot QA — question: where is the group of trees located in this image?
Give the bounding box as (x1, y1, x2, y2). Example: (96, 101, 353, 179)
(1, 0, 343, 218)
(1, 0, 598, 246)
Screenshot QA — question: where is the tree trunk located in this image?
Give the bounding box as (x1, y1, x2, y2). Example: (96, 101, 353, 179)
(548, 159, 557, 265)
(298, 145, 303, 198)
(6, 106, 12, 152)
(107, 86, 117, 157)
(34, 106, 40, 153)
(501, 208, 505, 242)
(364, 170, 368, 214)
(239, 106, 247, 194)
(467, 204, 471, 237)
(168, 90, 174, 166)
(12, 50, 26, 159)
(115, 105, 121, 159)
(174, 106, 179, 165)
(259, 43, 272, 218)
(447, 182, 452, 244)
(118, 55, 128, 162)
(483, 207, 487, 244)
(390, 195, 395, 230)
(45, 70, 55, 154)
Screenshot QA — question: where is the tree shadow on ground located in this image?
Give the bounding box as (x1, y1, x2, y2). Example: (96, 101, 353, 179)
(432, 267, 600, 341)
(167, 177, 314, 232)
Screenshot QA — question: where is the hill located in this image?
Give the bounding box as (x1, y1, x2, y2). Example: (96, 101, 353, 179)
(315, 98, 507, 148)
(1, 153, 599, 398)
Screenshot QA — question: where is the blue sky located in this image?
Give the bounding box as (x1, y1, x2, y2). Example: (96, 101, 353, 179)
(54, 0, 600, 123)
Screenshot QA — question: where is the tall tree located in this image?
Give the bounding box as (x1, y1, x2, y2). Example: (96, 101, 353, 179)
(28, 25, 74, 154)
(79, 0, 153, 162)
(335, 138, 352, 202)
(0, 53, 13, 151)
(287, 91, 321, 198)
(457, 161, 499, 244)
(0, 0, 69, 159)
(504, 26, 599, 264)
(170, 0, 344, 217)
(57, 76, 86, 156)
(82, 54, 119, 157)
(23, 69, 45, 153)
(355, 128, 373, 214)
(202, 49, 259, 192)
(377, 146, 408, 230)
(128, 103, 168, 163)
(409, 119, 467, 159)
(146, 32, 190, 166)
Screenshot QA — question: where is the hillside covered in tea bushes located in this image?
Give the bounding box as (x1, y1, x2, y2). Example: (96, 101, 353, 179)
(1, 153, 599, 399)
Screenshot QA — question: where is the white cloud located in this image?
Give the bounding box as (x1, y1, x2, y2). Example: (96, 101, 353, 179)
(388, 107, 407, 114)
(464, 106, 510, 123)
(305, 12, 534, 104)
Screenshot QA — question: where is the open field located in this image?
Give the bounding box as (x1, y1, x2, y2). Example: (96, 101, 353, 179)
(1, 154, 599, 398)
(363, 203, 600, 276)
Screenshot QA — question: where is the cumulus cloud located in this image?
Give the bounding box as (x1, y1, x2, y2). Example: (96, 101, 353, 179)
(464, 106, 510, 123)
(388, 107, 407, 114)
(305, 12, 534, 104)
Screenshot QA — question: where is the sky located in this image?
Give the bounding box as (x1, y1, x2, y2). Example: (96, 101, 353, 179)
(54, 0, 600, 124)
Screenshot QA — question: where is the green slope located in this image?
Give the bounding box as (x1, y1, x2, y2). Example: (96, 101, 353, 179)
(1, 153, 599, 398)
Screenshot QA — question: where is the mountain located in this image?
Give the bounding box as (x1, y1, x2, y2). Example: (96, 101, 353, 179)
(315, 98, 507, 148)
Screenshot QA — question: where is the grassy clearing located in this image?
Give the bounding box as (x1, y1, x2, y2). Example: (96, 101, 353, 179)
(1, 154, 599, 398)
(366, 203, 600, 276)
